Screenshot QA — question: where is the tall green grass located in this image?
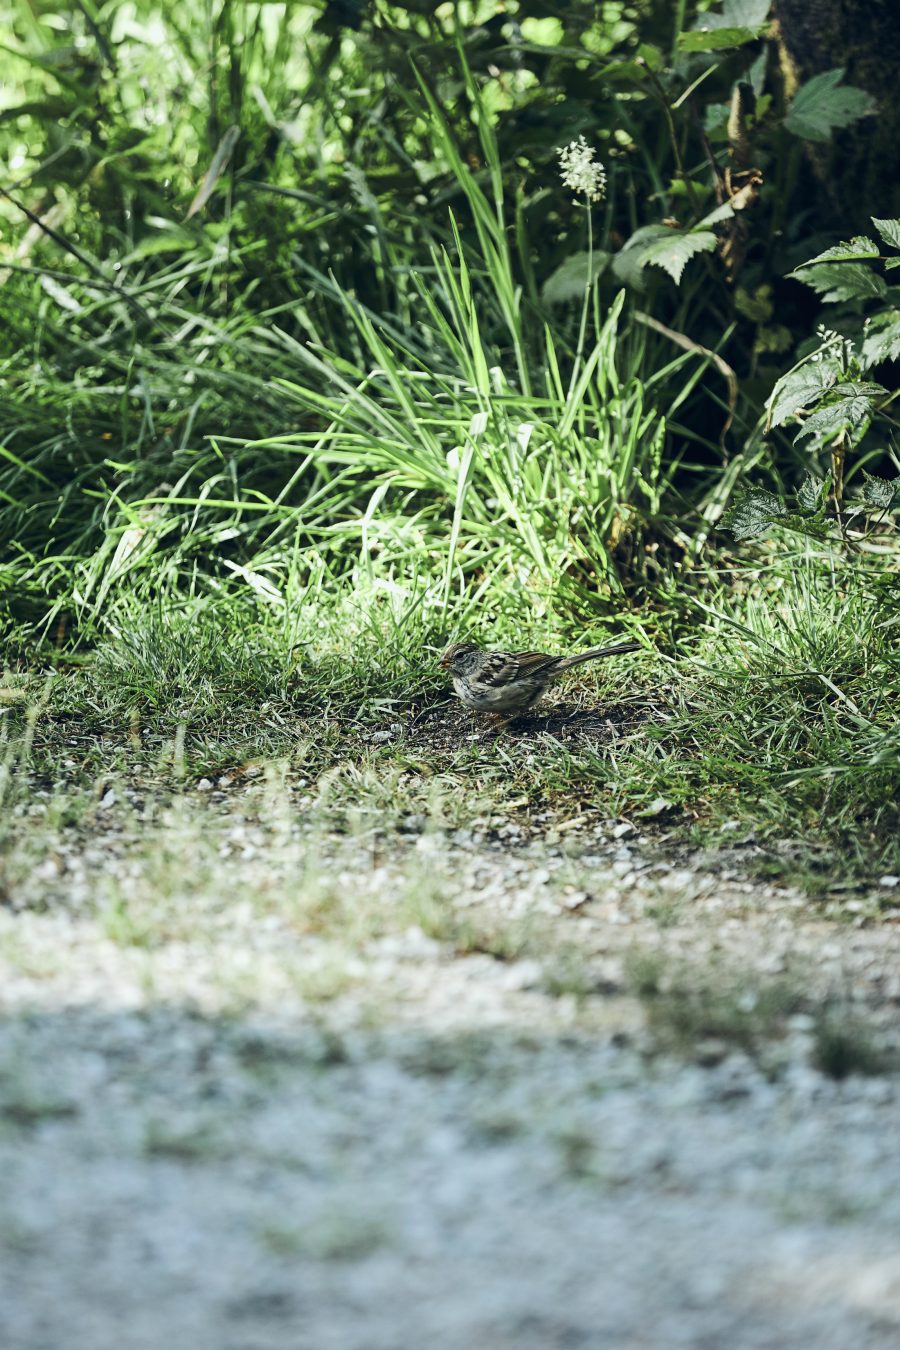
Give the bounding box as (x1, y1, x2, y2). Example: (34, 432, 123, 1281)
(1, 27, 727, 643)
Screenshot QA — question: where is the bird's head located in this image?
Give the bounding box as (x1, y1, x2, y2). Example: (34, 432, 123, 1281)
(440, 641, 480, 672)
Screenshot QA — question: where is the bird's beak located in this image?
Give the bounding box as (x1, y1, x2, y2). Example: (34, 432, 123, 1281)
(439, 655, 450, 669)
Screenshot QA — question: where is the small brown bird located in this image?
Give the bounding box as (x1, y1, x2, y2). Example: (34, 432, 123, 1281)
(440, 639, 640, 715)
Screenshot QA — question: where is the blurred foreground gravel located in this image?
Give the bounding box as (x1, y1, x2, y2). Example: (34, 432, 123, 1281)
(2, 796, 899, 1349)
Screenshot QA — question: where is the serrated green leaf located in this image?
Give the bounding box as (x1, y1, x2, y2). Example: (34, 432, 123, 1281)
(782, 513, 834, 541)
(679, 26, 757, 52)
(791, 261, 887, 302)
(784, 68, 876, 143)
(861, 312, 900, 368)
(871, 218, 900, 251)
(802, 236, 879, 266)
(684, 0, 770, 42)
(861, 472, 900, 511)
(833, 380, 887, 398)
(611, 225, 672, 290)
(637, 230, 717, 285)
(781, 513, 833, 541)
(697, 201, 736, 229)
(767, 359, 842, 429)
(541, 250, 611, 306)
(796, 473, 828, 513)
(795, 382, 885, 447)
(724, 489, 787, 541)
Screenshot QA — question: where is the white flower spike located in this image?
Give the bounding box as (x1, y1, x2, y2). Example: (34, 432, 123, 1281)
(557, 136, 607, 204)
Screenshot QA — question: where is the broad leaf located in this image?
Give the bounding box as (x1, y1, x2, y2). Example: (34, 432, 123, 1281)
(861, 312, 900, 368)
(801, 236, 879, 266)
(784, 68, 876, 143)
(724, 489, 787, 540)
(872, 218, 900, 252)
(679, 27, 757, 51)
(778, 512, 831, 541)
(636, 43, 664, 70)
(637, 230, 717, 285)
(541, 250, 611, 306)
(725, 487, 832, 542)
(697, 201, 736, 229)
(682, 0, 769, 49)
(611, 224, 672, 289)
(766, 359, 841, 429)
(791, 262, 887, 303)
(861, 472, 900, 511)
(795, 381, 885, 447)
(796, 473, 828, 513)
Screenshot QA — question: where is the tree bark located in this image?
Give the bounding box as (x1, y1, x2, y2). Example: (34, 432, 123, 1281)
(775, 0, 900, 228)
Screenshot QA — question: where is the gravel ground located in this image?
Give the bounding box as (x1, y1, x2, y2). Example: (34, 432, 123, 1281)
(2, 789, 900, 1349)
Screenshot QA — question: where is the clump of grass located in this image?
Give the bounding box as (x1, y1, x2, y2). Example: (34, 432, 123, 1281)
(811, 1012, 893, 1080)
(624, 950, 808, 1059)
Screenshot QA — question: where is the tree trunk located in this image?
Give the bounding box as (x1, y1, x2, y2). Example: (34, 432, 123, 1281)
(775, 0, 900, 228)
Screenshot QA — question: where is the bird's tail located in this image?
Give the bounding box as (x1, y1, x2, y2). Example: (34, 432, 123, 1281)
(557, 641, 641, 670)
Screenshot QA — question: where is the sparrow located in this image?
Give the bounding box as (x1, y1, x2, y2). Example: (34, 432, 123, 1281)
(440, 639, 640, 715)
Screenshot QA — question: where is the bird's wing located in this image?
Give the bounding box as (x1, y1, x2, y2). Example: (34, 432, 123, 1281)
(483, 650, 559, 683)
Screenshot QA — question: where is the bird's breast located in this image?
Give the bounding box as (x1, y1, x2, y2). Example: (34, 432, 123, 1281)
(453, 675, 543, 712)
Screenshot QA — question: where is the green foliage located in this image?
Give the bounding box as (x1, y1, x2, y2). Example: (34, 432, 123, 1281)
(788, 216, 900, 339)
(783, 68, 877, 143)
(791, 263, 887, 303)
(698, 0, 771, 29)
(679, 0, 770, 51)
(767, 360, 842, 430)
(873, 218, 900, 251)
(861, 313, 900, 366)
(9, 1, 774, 636)
(801, 237, 880, 266)
(794, 382, 885, 450)
(861, 474, 900, 512)
(723, 476, 831, 542)
(678, 27, 761, 53)
(723, 488, 787, 540)
(737, 216, 900, 541)
(636, 229, 719, 286)
(1, 2, 898, 686)
(794, 473, 829, 514)
(541, 251, 610, 307)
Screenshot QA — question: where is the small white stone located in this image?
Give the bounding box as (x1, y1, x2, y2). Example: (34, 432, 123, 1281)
(877, 875, 899, 888)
